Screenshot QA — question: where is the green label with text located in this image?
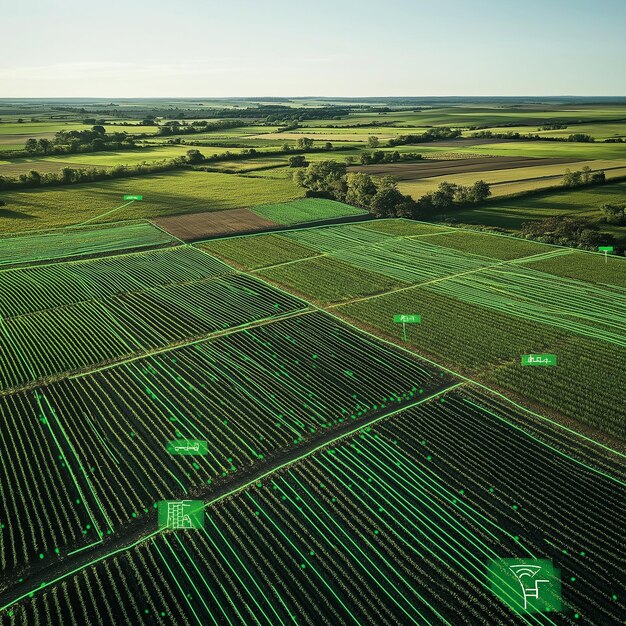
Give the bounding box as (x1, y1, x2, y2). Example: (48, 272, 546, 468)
(123, 195, 143, 200)
(393, 314, 421, 324)
(598, 246, 614, 252)
(521, 354, 557, 366)
(166, 439, 208, 455)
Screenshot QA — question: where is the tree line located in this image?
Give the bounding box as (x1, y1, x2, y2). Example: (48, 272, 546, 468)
(292, 160, 491, 219)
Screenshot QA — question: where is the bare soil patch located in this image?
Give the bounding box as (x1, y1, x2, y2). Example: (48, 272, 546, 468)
(154, 208, 279, 240)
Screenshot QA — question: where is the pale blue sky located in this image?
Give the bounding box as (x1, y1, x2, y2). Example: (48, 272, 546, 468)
(1, 0, 625, 97)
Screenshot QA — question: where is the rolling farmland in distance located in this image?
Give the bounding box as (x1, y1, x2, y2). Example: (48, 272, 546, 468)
(0, 97, 624, 625)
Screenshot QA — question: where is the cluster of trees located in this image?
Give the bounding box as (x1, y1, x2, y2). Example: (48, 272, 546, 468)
(415, 180, 491, 215)
(387, 127, 462, 147)
(470, 129, 595, 143)
(520, 216, 616, 250)
(24, 126, 135, 156)
(562, 166, 606, 187)
(157, 119, 243, 136)
(292, 160, 491, 219)
(0, 160, 181, 191)
(539, 123, 568, 130)
(601, 203, 626, 225)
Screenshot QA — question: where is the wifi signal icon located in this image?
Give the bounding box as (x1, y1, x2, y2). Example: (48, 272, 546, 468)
(509, 564, 550, 610)
(487, 558, 561, 614)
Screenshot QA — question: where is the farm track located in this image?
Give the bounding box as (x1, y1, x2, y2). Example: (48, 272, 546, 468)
(0, 380, 463, 611)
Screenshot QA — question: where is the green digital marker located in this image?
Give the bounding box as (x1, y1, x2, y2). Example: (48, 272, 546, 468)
(393, 314, 421, 341)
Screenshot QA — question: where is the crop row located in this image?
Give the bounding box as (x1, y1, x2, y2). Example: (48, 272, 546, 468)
(338, 287, 626, 438)
(0, 312, 449, 576)
(0, 246, 233, 318)
(4, 387, 622, 624)
(426, 264, 626, 347)
(0, 272, 305, 390)
(0, 221, 177, 268)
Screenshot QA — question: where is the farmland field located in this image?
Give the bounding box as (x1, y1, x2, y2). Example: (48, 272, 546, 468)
(0, 97, 625, 626)
(205, 221, 626, 438)
(453, 180, 626, 245)
(0, 170, 303, 232)
(0, 384, 623, 625)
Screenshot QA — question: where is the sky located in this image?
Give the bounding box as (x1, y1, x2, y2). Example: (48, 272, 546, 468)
(1, 0, 625, 97)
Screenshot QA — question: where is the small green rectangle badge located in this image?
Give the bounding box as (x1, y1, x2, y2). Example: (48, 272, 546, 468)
(166, 439, 208, 455)
(123, 195, 143, 200)
(393, 314, 421, 324)
(598, 246, 614, 252)
(158, 500, 204, 530)
(521, 354, 557, 366)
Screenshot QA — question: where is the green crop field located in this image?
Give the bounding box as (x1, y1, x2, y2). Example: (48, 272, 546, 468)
(0, 221, 177, 267)
(0, 145, 224, 176)
(204, 220, 626, 438)
(1, 98, 625, 626)
(260, 255, 407, 304)
(0, 170, 303, 232)
(250, 198, 368, 225)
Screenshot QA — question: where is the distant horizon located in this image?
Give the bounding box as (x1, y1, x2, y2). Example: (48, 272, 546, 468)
(2, 95, 626, 101)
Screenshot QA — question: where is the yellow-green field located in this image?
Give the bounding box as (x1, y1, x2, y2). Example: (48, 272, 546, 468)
(0, 170, 302, 232)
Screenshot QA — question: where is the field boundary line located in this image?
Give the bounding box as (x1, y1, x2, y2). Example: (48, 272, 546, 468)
(73, 200, 136, 227)
(324, 308, 626, 464)
(324, 248, 572, 310)
(0, 382, 463, 614)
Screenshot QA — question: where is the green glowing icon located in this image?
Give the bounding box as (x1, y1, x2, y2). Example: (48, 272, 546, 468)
(521, 354, 557, 367)
(393, 314, 421, 324)
(166, 440, 208, 455)
(393, 314, 421, 341)
(488, 558, 561, 614)
(598, 246, 614, 264)
(158, 500, 204, 530)
(123, 195, 143, 201)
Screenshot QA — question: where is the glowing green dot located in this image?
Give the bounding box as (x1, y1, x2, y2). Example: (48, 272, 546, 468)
(373, 529, 379, 535)
(426, 455, 432, 461)
(574, 613, 579, 619)
(580, 551, 585, 556)
(309, 550, 315, 556)
(612, 594, 618, 601)
(571, 576, 576, 582)
(39, 553, 44, 559)
(300, 563, 306, 569)
(512, 505, 518, 510)
(54, 548, 60, 554)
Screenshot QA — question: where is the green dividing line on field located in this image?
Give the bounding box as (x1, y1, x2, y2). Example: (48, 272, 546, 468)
(237, 254, 626, 465)
(202, 381, 465, 513)
(73, 200, 136, 227)
(0, 382, 463, 615)
(325, 308, 626, 467)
